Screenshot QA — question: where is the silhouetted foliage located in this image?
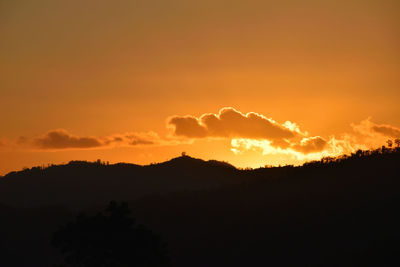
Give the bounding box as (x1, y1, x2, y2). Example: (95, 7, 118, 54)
(387, 139, 393, 148)
(395, 138, 400, 148)
(52, 201, 170, 267)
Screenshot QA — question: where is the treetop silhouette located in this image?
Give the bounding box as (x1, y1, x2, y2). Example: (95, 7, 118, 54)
(52, 201, 170, 267)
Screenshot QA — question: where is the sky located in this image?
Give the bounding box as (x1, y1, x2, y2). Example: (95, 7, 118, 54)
(1, 0, 400, 175)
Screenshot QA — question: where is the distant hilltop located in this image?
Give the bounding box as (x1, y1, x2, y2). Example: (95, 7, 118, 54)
(0, 147, 399, 209)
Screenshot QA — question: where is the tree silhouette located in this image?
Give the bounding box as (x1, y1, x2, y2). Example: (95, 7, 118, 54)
(387, 139, 393, 148)
(395, 138, 400, 148)
(52, 201, 170, 267)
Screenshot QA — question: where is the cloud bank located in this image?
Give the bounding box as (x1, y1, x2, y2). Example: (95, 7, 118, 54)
(168, 107, 299, 140)
(168, 107, 329, 155)
(231, 117, 400, 161)
(352, 118, 400, 139)
(34, 130, 102, 149)
(292, 136, 327, 153)
(2, 108, 399, 165)
(169, 108, 400, 160)
(20, 130, 167, 150)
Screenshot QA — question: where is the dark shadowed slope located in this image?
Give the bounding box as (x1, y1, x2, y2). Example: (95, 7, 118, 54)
(0, 155, 240, 208)
(128, 149, 400, 267)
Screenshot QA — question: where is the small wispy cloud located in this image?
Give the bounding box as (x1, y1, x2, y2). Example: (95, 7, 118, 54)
(9, 129, 184, 151)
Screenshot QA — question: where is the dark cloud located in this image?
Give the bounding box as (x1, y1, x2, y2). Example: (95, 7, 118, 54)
(17, 136, 29, 144)
(169, 107, 297, 140)
(123, 133, 158, 146)
(104, 132, 161, 146)
(352, 118, 400, 139)
(168, 117, 208, 138)
(32, 130, 162, 150)
(270, 139, 292, 149)
(292, 136, 327, 153)
(34, 130, 103, 149)
(112, 137, 124, 142)
(130, 139, 154, 145)
(372, 125, 400, 138)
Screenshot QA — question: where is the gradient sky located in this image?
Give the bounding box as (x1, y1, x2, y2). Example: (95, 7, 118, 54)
(1, 0, 400, 175)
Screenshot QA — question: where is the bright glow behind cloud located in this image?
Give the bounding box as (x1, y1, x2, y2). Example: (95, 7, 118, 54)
(1, 109, 399, 171)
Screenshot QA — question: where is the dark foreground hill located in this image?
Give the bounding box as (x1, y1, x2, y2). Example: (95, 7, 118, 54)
(0, 155, 239, 208)
(1, 149, 400, 266)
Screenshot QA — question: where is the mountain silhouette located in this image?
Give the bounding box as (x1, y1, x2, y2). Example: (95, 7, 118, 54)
(0, 148, 400, 266)
(0, 155, 240, 208)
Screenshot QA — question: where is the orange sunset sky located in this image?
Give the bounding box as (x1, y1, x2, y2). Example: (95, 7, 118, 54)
(1, 0, 399, 175)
